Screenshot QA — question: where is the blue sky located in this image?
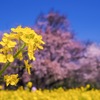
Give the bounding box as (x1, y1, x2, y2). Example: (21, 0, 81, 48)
(0, 0, 100, 42)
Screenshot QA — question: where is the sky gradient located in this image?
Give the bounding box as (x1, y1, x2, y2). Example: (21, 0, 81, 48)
(0, 0, 100, 43)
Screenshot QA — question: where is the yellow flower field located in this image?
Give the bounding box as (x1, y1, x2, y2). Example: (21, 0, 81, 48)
(0, 87, 100, 100)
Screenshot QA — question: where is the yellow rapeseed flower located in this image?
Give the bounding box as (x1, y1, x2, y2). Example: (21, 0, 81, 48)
(4, 74, 19, 86)
(0, 37, 16, 48)
(4, 32, 21, 40)
(33, 35, 45, 50)
(0, 46, 12, 54)
(0, 53, 14, 63)
(17, 51, 23, 60)
(10, 26, 45, 61)
(0, 25, 45, 78)
(27, 81, 33, 88)
(20, 32, 36, 43)
(11, 25, 22, 33)
(6, 54, 14, 62)
(0, 54, 7, 63)
(27, 43, 36, 60)
(24, 60, 32, 75)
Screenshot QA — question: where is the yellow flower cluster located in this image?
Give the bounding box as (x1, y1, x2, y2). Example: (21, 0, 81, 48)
(0, 26, 45, 63)
(4, 74, 19, 86)
(0, 87, 100, 100)
(0, 26, 45, 86)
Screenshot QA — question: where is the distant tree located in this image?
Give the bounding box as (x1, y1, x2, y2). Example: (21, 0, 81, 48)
(34, 11, 70, 33)
(30, 11, 85, 89)
(76, 43, 100, 88)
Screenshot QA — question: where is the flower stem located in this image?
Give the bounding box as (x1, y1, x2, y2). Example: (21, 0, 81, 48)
(13, 43, 26, 58)
(0, 62, 10, 76)
(0, 43, 26, 76)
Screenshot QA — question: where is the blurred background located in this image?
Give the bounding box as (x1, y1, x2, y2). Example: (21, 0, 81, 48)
(0, 0, 100, 90)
